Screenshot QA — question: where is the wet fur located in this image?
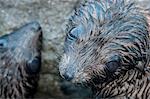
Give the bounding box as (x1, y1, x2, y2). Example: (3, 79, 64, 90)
(59, 0, 150, 98)
(0, 22, 42, 98)
(0, 48, 39, 98)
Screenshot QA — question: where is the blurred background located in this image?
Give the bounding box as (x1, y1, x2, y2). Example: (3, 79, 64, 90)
(0, 0, 149, 98)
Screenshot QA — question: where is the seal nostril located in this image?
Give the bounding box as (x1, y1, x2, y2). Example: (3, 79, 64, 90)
(63, 72, 74, 81)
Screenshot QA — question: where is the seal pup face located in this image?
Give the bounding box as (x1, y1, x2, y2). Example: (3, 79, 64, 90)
(0, 21, 42, 74)
(0, 21, 42, 98)
(59, 0, 150, 86)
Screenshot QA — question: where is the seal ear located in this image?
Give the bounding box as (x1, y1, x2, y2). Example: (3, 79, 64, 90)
(26, 57, 41, 74)
(106, 61, 120, 73)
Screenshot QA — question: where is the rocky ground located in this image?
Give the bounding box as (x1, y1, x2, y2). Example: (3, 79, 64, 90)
(0, 0, 149, 98)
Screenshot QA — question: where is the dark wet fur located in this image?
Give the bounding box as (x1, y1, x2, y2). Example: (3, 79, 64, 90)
(0, 22, 42, 98)
(59, 0, 150, 98)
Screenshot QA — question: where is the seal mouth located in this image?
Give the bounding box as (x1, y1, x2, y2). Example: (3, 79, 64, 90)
(70, 64, 108, 85)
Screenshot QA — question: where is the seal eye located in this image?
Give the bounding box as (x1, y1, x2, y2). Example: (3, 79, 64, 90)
(0, 39, 7, 47)
(66, 24, 84, 43)
(26, 56, 41, 74)
(0, 39, 8, 53)
(106, 61, 120, 73)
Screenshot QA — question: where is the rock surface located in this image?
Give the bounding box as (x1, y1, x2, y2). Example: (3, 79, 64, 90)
(0, 0, 149, 98)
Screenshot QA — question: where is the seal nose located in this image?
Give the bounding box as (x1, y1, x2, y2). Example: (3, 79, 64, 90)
(63, 67, 74, 81)
(63, 72, 74, 81)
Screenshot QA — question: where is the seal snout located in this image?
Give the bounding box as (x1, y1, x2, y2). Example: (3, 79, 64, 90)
(62, 66, 75, 81)
(63, 71, 74, 81)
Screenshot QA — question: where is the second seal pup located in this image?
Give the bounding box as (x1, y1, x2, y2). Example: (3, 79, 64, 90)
(0, 21, 42, 98)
